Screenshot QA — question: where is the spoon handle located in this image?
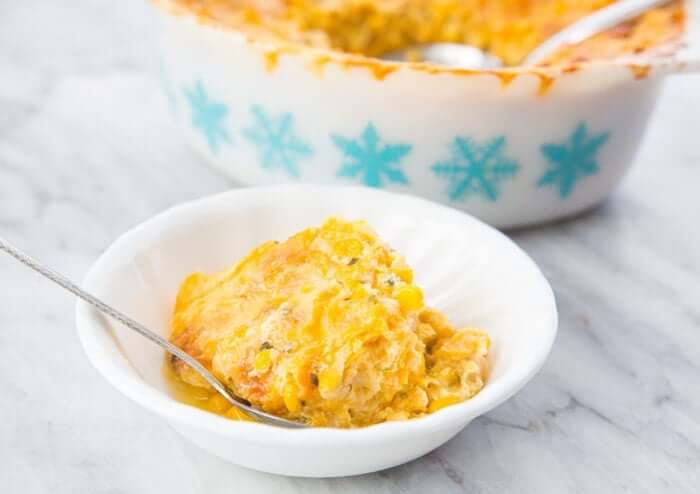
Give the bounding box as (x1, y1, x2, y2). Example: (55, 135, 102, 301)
(524, 0, 670, 65)
(0, 237, 305, 428)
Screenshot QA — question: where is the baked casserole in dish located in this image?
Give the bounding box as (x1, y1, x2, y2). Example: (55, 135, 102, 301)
(168, 218, 490, 427)
(153, 0, 699, 227)
(76, 185, 558, 476)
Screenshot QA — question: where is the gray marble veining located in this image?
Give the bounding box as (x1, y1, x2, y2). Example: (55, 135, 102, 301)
(1, 1, 699, 493)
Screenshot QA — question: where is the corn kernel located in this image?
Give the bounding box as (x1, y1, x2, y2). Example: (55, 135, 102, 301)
(203, 340, 218, 360)
(241, 6, 260, 24)
(335, 238, 363, 257)
(283, 383, 301, 412)
(396, 285, 424, 311)
(318, 369, 341, 392)
(393, 265, 413, 283)
(254, 349, 272, 371)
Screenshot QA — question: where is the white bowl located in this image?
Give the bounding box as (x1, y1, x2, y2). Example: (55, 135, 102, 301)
(76, 185, 557, 477)
(151, 1, 700, 228)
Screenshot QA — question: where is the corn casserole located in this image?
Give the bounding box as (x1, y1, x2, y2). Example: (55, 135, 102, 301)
(168, 218, 490, 427)
(166, 0, 685, 66)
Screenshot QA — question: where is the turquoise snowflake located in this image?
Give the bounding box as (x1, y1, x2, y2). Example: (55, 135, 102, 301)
(538, 122, 610, 198)
(432, 136, 519, 202)
(242, 105, 313, 177)
(184, 80, 230, 153)
(332, 123, 412, 188)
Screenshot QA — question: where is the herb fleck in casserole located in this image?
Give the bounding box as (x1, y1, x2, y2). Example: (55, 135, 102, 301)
(166, 0, 685, 66)
(168, 218, 489, 427)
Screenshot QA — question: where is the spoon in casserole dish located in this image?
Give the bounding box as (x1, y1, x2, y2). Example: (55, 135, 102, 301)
(382, 0, 671, 68)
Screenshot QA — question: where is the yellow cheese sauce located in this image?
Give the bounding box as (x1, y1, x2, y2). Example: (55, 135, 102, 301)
(163, 358, 253, 422)
(166, 218, 489, 428)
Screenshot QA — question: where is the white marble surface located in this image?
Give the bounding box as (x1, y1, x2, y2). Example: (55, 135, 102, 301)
(1, 1, 699, 492)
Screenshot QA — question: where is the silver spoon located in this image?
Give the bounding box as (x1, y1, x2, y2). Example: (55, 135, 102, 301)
(0, 237, 307, 429)
(382, 0, 670, 69)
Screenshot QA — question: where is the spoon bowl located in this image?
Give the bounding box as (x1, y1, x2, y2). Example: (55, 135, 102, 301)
(382, 42, 503, 69)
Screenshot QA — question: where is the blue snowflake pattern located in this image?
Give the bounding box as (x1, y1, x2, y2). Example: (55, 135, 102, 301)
(538, 122, 610, 198)
(332, 123, 412, 188)
(242, 105, 313, 177)
(184, 80, 230, 153)
(432, 136, 519, 202)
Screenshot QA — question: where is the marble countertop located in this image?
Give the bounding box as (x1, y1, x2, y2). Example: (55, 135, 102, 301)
(1, 1, 699, 492)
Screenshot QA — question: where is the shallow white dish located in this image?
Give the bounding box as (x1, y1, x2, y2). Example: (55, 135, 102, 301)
(76, 185, 557, 477)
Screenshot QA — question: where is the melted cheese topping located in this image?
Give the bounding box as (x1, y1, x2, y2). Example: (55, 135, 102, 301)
(166, 0, 684, 67)
(168, 218, 489, 427)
